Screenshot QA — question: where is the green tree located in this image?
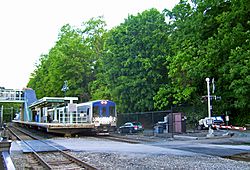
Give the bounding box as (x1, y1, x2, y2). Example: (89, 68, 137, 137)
(103, 9, 170, 112)
(155, 0, 250, 125)
(28, 54, 50, 99)
(28, 17, 107, 102)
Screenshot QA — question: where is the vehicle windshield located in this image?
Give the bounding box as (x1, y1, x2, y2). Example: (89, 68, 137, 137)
(93, 101, 116, 117)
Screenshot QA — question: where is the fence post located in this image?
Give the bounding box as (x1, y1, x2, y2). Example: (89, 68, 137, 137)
(0, 105, 3, 126)
(151, 112, 154, 135)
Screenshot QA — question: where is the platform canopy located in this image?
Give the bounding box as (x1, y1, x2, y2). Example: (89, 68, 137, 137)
(29, 97, 78, 110)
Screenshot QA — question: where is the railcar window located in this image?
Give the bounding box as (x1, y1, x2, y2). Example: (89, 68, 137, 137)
(93, 106, 99, 117)
(102, 107, 106, 117)
(77, 106, 87, 113)
(87, 108, 90, 115)
(109, 106, 115, 116)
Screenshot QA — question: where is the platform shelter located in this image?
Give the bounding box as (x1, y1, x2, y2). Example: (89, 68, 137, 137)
(13, 96, 96, 135)
(28, 97, 78, 124)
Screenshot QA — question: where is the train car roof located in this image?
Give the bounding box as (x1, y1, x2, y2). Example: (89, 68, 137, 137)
(78, 100, 115, 105)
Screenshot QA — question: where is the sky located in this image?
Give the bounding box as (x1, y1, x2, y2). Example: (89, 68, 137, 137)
(0, 0, 179, 90)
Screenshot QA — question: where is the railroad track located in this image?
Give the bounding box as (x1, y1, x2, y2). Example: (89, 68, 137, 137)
(100, 135, 141, 144)
(7, 126, 97, 170)
(7, 126, 38, 141)
(99, 134, 157, 144)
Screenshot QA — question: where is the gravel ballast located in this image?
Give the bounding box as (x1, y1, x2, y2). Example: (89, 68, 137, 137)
(11, 150, 250, 170)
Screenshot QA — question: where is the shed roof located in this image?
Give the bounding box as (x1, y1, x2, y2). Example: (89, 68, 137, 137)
(29, 97, 78, 109)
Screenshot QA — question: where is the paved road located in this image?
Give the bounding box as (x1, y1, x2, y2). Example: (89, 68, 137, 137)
(149, 130, 250, 157)
(151, 140, 250, 157)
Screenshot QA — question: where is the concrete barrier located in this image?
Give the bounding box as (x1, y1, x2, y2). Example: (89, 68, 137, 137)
(0, 140, 15, 170)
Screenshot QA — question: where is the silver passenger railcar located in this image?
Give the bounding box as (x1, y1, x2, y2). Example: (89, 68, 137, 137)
(47, 100, 117, 133)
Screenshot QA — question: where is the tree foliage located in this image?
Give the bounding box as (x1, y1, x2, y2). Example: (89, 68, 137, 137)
(155, 0, 250, 124)
(101, 9, 170, 112)
(28, 1, 250, 125)
(28, 17, 107, 102)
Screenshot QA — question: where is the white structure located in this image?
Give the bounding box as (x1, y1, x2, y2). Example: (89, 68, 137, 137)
(29, 97, 78, 124)
(205, 78, 214, 137)
(0, 89, 24, 103)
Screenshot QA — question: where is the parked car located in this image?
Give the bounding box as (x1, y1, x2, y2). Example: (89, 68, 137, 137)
(118, 122, 144, 134)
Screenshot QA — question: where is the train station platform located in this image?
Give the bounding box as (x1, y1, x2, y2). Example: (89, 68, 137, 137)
(12, 120, 95, 135)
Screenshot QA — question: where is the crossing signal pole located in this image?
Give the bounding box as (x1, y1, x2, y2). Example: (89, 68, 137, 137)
(205, 78, 214, 137)
(204, 78, 222, 137)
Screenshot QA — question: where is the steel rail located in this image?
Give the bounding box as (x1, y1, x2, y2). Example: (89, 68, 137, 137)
(99, 134, 157, 143)
(7, 127, 53, 169)
(8, 126, 97, 170)
(7, 126, 40, 140)
(61, 150, 97, 170)
(99, 135, 141, 144)
(7, 126, 35, 141)
(36, 138, 97, 170)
